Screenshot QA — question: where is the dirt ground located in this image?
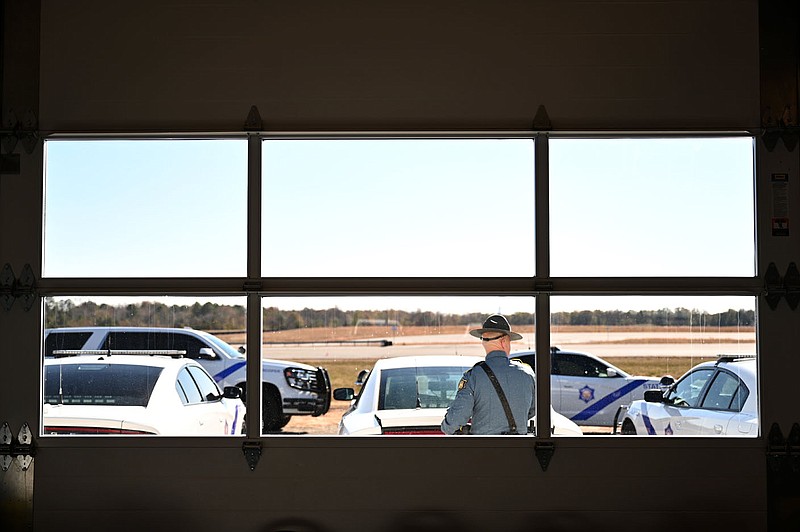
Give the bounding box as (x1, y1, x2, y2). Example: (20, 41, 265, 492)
(283, 402, 350, 435)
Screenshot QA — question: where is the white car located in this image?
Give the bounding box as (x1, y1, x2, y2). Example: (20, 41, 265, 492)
(43, 353, 245, 436)
(512, 348, 663, 426)
(333, 355, 582, 436)
(44, 326, 331, 432)
(619, 355, 758, 436)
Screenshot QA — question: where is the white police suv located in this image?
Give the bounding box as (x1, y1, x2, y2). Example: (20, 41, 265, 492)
(44, 327, 331, 432)
(511, 347, 663, 427)
(619, 355, 758, 436)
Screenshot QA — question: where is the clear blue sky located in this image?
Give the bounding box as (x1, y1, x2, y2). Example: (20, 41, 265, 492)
(44, 136, 755, 314)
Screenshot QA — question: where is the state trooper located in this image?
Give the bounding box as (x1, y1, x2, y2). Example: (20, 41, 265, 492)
(441, 314, 536, 435)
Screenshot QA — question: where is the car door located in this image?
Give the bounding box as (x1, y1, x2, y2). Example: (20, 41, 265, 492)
(554, 353, 625, 425)
(656, 368, 716, 435)
(696, 369, 747, 436)
(186, 365, 231, 435)
(175, 366, 227, 435)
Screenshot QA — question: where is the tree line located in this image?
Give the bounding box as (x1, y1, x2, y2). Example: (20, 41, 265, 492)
(45, 299, 755, 331)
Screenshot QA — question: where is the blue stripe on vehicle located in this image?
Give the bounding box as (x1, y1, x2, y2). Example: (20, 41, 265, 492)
(213, 361, 247, 383)
(641, 403, 657, 435)
(570, 379, 650, 422)
(231, 404, 242, 435)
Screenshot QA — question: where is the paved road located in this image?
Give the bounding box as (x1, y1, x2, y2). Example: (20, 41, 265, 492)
(263, 330, 755, 360)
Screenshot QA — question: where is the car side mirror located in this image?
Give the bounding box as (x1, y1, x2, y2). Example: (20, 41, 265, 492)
(198, 347, 217, 360)
(333, 388, 355, 401)
(355, 370, 370, 386)
(644, 389, 665, 403)
(237, 346, 246, 354)
(223, 386, 242, 399)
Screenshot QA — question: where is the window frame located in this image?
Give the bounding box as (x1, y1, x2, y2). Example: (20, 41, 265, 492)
(38, 130, 762, 441)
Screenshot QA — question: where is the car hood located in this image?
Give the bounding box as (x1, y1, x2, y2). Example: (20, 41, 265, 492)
(262, 357, 320, 371)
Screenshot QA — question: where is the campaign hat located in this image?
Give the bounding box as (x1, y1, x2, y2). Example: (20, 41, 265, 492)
(469, 314, 523, 341)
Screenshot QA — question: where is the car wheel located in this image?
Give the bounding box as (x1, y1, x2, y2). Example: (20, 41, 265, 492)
(262, 385, 285, 433)
(621, 419, 637, 435)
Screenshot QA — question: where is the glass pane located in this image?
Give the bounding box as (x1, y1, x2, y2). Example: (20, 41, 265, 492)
(259, 296, 558, 436)
(262, 139, 535, 277)
(44, 140, 247, 277)
(550, 137, 755, 276)
(42, 296, 247, 437)
(550, 296, 757, 437)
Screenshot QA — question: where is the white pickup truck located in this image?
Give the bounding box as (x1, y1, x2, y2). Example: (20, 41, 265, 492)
(44, 326, 331, 432)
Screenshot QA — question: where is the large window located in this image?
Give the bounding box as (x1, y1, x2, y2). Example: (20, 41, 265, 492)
(41, 134, 758, 438)
(44, 139, 248, 278)
(261, 139, 535, 277)
(550, 137, 755, 277)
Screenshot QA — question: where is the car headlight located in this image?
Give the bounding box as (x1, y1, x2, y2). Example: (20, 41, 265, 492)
(284, 367, 318, 391)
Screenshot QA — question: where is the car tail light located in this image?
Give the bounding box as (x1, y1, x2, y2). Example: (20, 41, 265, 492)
(43, 426, 156, 435)
(382, 427, 444, 435)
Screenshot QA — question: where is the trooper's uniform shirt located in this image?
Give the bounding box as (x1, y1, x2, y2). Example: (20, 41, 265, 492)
(441, 350, 537, 435)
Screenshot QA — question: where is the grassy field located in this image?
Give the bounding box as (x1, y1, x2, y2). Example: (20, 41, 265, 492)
(305, 355, 710, 393)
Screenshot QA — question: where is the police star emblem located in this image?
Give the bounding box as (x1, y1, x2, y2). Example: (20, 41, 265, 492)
(579, 385, 595, 403)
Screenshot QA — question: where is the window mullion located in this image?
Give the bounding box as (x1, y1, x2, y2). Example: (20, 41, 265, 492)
(246, 133, 262, 438)
(534, 132, 552, 437)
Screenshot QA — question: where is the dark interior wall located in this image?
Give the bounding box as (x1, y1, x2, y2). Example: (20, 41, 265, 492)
(39, 0, 758, 132)
(5, 1, 798, 531)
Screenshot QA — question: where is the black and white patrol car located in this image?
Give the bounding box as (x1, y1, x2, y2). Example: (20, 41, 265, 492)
(44, 327, 331, 432)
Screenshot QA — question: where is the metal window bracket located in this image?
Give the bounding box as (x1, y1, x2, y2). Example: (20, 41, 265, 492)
(1, 108, 39, 156)
(0, 422, 36, 472)
(764, 262, 800, 311)
(0, 263, 37, 311)
(767, 423, 786, 473)
(767, 422, 800, 475)
(244, 105, 263, 131)
(534, 440, 555, 472)
(761, 125, 800, 152)
(532, 105, 552, 131)
(242, 440, 263, 471)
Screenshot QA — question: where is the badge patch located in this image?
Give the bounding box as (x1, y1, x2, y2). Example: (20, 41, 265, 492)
(458, 378, 467, 390)
(579, 385, 595, 403)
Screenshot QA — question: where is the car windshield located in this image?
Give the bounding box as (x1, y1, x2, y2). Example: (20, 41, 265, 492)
(378, 366, 469, 410)
(199, 331, 244, 359)
(667, 368, 715, 408)
(44, 363, 163, 407)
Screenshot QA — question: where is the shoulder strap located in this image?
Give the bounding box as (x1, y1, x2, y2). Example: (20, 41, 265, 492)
(478, 361, 517, 433)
